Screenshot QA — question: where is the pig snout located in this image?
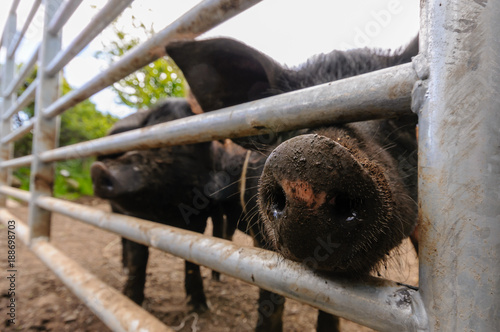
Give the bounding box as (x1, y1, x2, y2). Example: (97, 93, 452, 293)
(91, 161, 118, 198)
(258, 134, 390, 273)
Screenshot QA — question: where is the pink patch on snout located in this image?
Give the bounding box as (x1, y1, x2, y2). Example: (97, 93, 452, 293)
(281, 179, 326, 209)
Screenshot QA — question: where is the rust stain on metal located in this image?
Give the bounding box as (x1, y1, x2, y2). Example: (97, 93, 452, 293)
(387, 80, 411, 100)
(34, 173, 54, 192)
(148, 45, 167, 59)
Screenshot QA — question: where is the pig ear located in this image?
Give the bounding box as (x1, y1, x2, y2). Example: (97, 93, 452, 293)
(166, 38, 283, 112)
(108, 109, 155, 135)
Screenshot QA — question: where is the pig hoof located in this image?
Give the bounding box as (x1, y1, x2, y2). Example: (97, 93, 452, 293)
(188, 298, 209, 313)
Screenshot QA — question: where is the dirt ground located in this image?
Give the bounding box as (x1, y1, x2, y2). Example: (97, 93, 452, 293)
(0, 197, 418, 332)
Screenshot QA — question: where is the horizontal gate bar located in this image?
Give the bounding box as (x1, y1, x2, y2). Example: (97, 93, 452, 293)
(45, 0, 135, 77)
(3, 44, 39, 98)
(31, 239, 174, 332)
(7, 0, 42, 58)
(42, 0, 263, 119)
(0, 207, 29, 244)
(1, 118, 35, 145)
(47, 0, 84, 35)
(0, 154, 33, 168)
(36, 195, 427, 331)
(3, 79, 38, 120)
(0, 185, 31, 201)
(40, 63, 417, 162)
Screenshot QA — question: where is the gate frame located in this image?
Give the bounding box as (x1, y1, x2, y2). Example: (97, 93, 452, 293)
(0, 0, 498, 331)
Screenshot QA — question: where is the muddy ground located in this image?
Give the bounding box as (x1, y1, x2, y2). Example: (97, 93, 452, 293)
(0, 197, 418, 332)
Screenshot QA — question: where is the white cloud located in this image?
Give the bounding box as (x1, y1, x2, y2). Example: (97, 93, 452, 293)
(63, 55, 108, 87)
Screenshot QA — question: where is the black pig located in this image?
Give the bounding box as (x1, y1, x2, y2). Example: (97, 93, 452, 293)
(91, 99, 285, 330)
(166, 36, 418, 331)
(92, 99, 228, 311)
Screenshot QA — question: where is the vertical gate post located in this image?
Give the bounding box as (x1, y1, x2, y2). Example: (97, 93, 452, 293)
(418, 0, 500, 330)
(0, 6, 17, 207)
(28, 0, 63, 241)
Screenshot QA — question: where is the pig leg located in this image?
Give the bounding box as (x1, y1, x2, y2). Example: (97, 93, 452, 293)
(256, 289, 284, 332)
(183, 214, 209, 312)
(211, 205, 226, 281)
(251, 226, 285, 332)
(317, 310, 340, 332)
(122, 238, 149, 305)
(121, 237, 128, 272)
(185, 261, 208, 312)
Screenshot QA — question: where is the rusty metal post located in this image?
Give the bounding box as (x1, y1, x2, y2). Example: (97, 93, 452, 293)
(28, 0, 63, 241)
(0, 3, 17, 207)
(418, 0, 500, 330)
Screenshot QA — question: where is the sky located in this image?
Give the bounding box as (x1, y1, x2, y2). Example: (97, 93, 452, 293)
(0, 0, 420, 118)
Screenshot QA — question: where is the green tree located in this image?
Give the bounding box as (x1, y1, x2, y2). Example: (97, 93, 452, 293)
(95, 16, 186, 109)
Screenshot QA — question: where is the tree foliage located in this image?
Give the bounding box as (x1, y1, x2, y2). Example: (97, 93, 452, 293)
(95, 17, 186, 109)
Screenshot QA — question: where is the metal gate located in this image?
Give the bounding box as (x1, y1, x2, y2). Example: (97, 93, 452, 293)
(0, 0, 498, 331)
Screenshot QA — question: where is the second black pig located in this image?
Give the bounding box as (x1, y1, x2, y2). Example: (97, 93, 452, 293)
(92, 98, 221, 311)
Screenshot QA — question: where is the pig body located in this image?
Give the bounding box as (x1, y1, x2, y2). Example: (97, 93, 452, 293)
(167, 36, 418, 331)
(91, 99, 285, 330)
(92, 99, 227, 310)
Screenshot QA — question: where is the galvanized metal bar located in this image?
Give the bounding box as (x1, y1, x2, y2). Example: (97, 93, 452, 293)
(36, 195, 427, 331)
(0, 208, 29, 245)
(7, 0, 42, 58)
(3, 79, 38, 120)
(8, 0, 20, 14)
(0, 185, 31, 202)
(40, 63, 417, 162)
(3, 44, 39, 98)
(27, 0, 63, 241)
(418, 0, 500, 330)
(0, 0, 20, 47)
(44, 0, 134, 77)
(30, 239, 174, 332)
(1, 118, 35, 144)
(0, 6, 17, 207)
(0, 155, 34, 169)
(47, 0, 83, 35)
(42, 0, 263, 118)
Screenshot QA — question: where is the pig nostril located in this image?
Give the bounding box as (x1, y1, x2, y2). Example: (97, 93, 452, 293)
(268, 185, 287, 220)
(100, 175, 113, 190)
(328, 193, 362, 226)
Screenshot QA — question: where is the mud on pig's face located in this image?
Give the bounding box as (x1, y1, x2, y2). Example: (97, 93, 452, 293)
(258, 133, 413, 275)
